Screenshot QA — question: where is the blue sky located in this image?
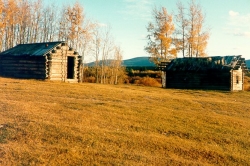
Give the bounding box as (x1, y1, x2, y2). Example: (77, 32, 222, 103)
(46, 0, 250, 60)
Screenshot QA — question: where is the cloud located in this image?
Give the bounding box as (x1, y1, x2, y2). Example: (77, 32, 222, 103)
(229, 12, 250, 25)
(229, 10, 239, 17)
(233, 47, 240, 50)
(97, 23, 108, 27)
(226, 10, 250, 38)
(234, 31, 250, 37)
(121, 0, 154, 21)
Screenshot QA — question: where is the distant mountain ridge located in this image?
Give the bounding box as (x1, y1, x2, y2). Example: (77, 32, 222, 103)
(123, 57, 155, 67)
(85, 57, 250, 69)
(246, 60, 250, 68)
(86, 56, 156, 67)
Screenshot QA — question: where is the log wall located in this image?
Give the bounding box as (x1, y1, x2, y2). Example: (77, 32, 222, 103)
(0, 56, 47, 79)
(165, 71, 231, 91)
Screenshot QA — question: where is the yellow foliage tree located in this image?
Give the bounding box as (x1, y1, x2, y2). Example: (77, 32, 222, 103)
(187, 0, 209, 57)
(63, 1, 84, 50)
(175, 1, 189, 57)
(145, 7, 177, 65)
(4, 0, 19, 49)
(0, 0, 4, 51)
(175, 0, 209, 57)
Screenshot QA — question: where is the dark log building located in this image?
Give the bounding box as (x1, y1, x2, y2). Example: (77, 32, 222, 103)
(0, 41, 82, 83)
(160, 55, 248, 91)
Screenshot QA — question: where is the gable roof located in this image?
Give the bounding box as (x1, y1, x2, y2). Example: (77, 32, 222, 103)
(0, 41, 65, 56)
(164, 55, 248, 72)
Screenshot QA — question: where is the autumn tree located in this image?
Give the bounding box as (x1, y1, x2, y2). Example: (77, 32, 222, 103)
(145, 7, 177, 65)
(58, 1, 89, 52)
(100, 26, 114, 84)
(91, 27, 101, 83)
(90, 25, 114, 84)
(66, 2, 83, 50)
(16, 0, 31, 44)
(58, 1, 95, 61)
(30, 0, 43, 43)
(175, 1, 189, 57)
(186, 0, 209, 57)
(146, 1, 210, 59)
(87, 24, 125, 84)
(78, 20, 96, 82)
(41, 4, 58, 42)
(0, 0, 5, 51)
(4, 0, 19, 49)
(110, 46, 124, 84)
(58, 5, 69, 42)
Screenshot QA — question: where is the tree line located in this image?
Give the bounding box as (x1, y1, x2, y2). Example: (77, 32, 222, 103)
(145, 0, 210, 65)
(0, 0, 125, 84)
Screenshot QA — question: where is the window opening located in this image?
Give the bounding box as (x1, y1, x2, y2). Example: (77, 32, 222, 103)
(236, 75, 239, 84)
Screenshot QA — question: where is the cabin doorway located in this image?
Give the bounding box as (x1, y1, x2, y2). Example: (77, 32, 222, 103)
(67, 57, 75, 79)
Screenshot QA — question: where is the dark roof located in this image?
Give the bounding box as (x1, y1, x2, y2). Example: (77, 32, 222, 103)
(164, 55, 248, 72)
(0, 41, 64, 56)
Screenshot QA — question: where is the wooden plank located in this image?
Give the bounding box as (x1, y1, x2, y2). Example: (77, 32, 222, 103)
(50, 59, 67, 63)
(1, 72, 46, 78)
(50, 73, 64, 76)
(0, 63, 45, 68)
(0, 60, 46, 64)
(1, 67, 46, 71)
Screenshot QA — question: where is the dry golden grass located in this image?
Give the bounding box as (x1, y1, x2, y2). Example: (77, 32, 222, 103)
(0, 77, 250, 165)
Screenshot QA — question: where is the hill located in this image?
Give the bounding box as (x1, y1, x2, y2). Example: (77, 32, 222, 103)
(0, 77, 250, 165)
(123, 56, 155, 67)
(86, 57, 250, 69)
(86, 56, 156, 67)
(246, 59, 250, 68)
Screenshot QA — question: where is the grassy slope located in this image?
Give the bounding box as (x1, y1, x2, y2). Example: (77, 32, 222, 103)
(0, 77, 250, 165)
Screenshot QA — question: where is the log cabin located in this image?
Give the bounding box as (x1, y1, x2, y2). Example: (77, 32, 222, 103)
(0, 41, 82, 83)
(160, 55, 248, 91)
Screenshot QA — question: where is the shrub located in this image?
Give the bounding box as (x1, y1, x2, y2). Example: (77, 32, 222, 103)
(245, 72, 250, 77)
(140, 77, 161, 87)
(124, 79, 130, 84)
(128, 76, 141, 84)
(84, 76, 96, 83)
(244, 76, 250, 91)
(128, 76, 161, 87)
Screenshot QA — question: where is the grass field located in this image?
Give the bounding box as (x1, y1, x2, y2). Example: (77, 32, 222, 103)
(0, 77, 250, 165)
